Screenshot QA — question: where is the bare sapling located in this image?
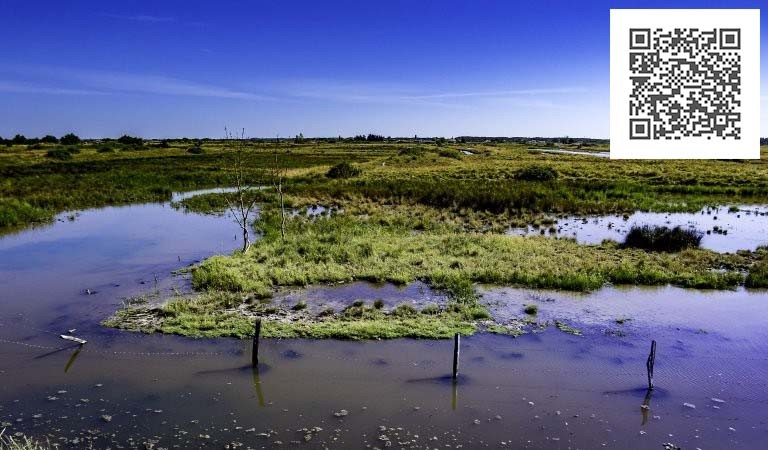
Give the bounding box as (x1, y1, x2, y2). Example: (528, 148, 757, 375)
(223, 128, 262, 252)
(270, 136, 288, 242)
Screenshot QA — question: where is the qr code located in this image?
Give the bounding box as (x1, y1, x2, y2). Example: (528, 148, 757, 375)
(628, 28, 741, 141)
(610, 9, 759, 159)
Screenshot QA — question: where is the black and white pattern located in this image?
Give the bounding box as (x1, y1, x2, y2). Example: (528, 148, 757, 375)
(628, 27, 742, 141)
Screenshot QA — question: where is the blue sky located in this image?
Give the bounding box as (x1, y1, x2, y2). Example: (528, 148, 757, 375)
(0, 0, 764, 138)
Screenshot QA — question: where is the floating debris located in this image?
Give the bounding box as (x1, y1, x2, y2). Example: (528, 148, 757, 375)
(60, 334, 87, 345)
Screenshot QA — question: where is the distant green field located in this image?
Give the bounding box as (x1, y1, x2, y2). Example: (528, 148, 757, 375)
(2, 139, 767, 230)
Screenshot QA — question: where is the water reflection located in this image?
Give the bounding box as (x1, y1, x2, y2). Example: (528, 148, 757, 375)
(64, 345, 83, 373)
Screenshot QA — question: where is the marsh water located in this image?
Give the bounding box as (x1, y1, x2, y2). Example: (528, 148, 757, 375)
(509, 205, 768, 253)
(1, 194, 767, 449)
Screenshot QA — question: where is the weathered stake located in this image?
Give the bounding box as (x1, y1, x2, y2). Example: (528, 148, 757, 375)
(252, 318, 262, 365)
(452, 333, 460, 380)
(646, 340, 656, 390)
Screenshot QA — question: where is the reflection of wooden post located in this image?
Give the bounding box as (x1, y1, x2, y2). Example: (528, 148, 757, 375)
(451, 378, 458, 410)
(252, 318, 262, 365)
(452, 333, 460, 380)
(646, 340, 656, 390)
(640, 388, 653, 425)
(252, 364, 265, 407)
(64, 345, 83, 373)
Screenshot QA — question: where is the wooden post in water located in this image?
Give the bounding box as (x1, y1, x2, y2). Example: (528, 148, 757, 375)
(252, 318, 262, 366)
(646, 340, 656, 390)
(452, 333, 460, 380)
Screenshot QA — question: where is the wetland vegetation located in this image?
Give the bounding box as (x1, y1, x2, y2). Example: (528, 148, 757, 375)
(3, 136, 768, 339)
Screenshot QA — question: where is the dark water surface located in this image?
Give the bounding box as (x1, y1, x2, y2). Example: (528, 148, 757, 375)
(1, 196, 767, 449)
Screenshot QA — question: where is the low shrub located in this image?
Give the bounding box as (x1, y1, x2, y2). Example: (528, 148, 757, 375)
(622, 225, 703, 252)
(438, 149, 462, 159)
(60, 133, 80, 145)
(745, 260, 768, 288)
(118, 135, 144, 146)
(516, 164, 558, 181)
(0, 198, 51, 227)
(187, 146, 205, 154)
(327, 161, 361, 179)
(292, 301, 307, 311)
(392, 303, 417, 317)
(45, 148, 72, 160)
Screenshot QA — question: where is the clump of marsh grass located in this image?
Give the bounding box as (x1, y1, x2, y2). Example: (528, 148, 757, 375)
(523, 304, 538, 315)
(745, 259, 768, 288)
(326, 161, 361, 179)
(0, 430, 49, 450)
(622, 225, 702, 252)
(0, 198, 51, 228)
(516, 164, 558, 181)
(437, 149, 462, 159)
(44, 148, 73, 160)
(392, 303, 418, 317)
(318, 307, 335, 317)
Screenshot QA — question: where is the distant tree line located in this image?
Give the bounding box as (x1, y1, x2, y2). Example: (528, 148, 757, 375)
(0, 133, 81, 146)
(16, 133, 742, 146)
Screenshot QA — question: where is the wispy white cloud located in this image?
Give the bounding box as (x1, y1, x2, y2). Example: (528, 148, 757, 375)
(0, 66, 274, 101)
(278, 79, 587, 108)
(406, 87, 588, 100)
(65, 69, 273, 101)
(0, 80, 106, 96)
(101, 13, 175, 23)
(0, 66, 587, 110)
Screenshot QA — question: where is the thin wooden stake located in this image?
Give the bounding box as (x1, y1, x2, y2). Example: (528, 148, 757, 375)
(252, 318, 262, 365)
(452, 333, 460, 380)
(646, 340, 656, 390)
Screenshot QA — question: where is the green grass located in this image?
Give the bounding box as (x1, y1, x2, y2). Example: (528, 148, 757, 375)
(745, 248, 768, 288)
(112, 203, 761, 339)
(2, 140, 767, 232)
(0, 198, 52, 228)
(6, 138, 768, 340)
(0, 140, 372, 231)
(622, 225, 703, 252)
(191, 212, 748, 294)
(0, 431, 48, 450)
(104, 290, 480, 340)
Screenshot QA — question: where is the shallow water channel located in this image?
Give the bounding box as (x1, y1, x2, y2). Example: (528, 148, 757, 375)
(1, 193, 767, 449)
